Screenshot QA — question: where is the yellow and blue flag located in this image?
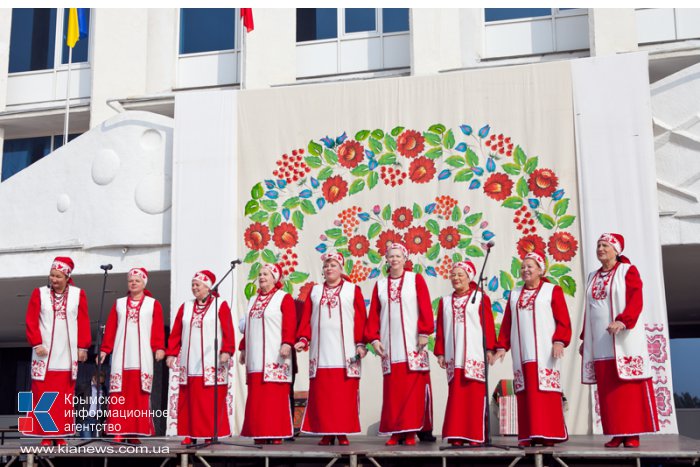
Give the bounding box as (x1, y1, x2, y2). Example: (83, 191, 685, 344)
(66, 8, 88, 48)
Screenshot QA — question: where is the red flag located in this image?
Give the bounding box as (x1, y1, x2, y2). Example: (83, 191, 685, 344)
(240, 8, 254, 33)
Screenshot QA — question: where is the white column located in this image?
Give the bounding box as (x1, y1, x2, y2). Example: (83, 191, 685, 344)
(589, 8, 638, 56)
(243, 8, 296, 89)
(146, 8, 177, 94)
(410, 8, 464, 75)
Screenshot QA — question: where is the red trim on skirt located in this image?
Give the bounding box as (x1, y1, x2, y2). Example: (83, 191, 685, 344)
(594, 359, 659, 435)
(106, 369, 154, 436)
(301, 368, 360, 435)
(241, 372, 293, 438)
(516, 362, 568, 442)
(442, 375, 486, 442)
(26, 371, 75, 437)
(176, 376, 231, 438)
(379, 362, 433, 435)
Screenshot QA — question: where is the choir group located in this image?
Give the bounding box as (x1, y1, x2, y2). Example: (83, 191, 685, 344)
(25, 233, 658, 448)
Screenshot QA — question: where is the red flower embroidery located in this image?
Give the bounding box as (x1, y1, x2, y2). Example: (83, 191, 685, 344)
(272, 222, 299, 249)
(483, 173, 514, 201)
(405, 226, 433, 255)
(528, 168, 559, 198)
(244, 222, 271, 251)
(547, 232, 578, 262)
(438, 227, 460, 249)
(408, 157, 436, 184)
(322, 175, 349, 204)
(517, 234, 546, 259)
(297, 281, 315, 302)
(348, 235, 370, 257)
(376, 230, 404, 257)
(397, 129, 425, 158)
(337, 140, 364, 169)
(392, 207, 413, 229)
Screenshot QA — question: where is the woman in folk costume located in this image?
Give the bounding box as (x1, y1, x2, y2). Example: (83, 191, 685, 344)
(365, 243, 434, 446)
(294, 252, 368, 446)
(579, 233, 658, 448)
(25, 257, 91, 446)
(239, 263, 296, 444)
(494, 252, 571, 447)
(166, 270, 235, 445)
(434, 260, 497, 447)
(99, 268, 165, 443)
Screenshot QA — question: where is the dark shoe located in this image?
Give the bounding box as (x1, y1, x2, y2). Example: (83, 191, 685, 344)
(605, 436, 624, 448)
(254, 439, 267, 445)
(417, 430, 437, 442)
(337, 435, 349, 446)
(518, 440, 533, 447)
(624, 436, 640, 448)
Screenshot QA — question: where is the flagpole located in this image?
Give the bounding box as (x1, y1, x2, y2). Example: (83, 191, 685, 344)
(63, 46, 73, 146)
(240, 17, 246, 90)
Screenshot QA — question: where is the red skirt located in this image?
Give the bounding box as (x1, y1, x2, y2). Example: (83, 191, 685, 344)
(106, 369, 154, 436)
(516, 362, 568, 443)
(379, 363, 433, 435)
(177, 376, 231, 438)
(241, 372, 293, 438)
(594, 359, 659, 435)
(442, 375, 486, 442)
(301, 368, 360, 435)
(26, 371, 75, 437)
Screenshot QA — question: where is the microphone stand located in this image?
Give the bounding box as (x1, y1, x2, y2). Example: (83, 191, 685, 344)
(189, 260, 260, 450)
(78, 265, 123, 447)
(441, 245, 513, 451)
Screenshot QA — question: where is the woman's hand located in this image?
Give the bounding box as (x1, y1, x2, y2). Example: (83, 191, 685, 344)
(606, 321, 625, 336)
(437, 355, 446, 369)
(239, 350, 246, 365)
(486, 350, 496, 366)
(166, 356, 177, 369)
(417, 335, 429, 352)
(78, 349, 88, 362)
(155, 350, 165, 362)
(35, 345, 48, 357)
(220, 352, 231, 364)
(294, 341, 307, 352)
(552, 342, 565, 359)
(356, 345, 367, 359)
(371, 340, 385, 358)
(493, 348, 506, 365)
(280, 343, 292, 358)
(98, 351, 107, 364)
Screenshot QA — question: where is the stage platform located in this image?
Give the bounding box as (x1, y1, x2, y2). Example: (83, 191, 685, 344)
(0, 435, 698, 467)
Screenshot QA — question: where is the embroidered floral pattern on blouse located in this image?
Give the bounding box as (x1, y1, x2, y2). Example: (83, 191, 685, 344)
(110, 373, 122, 392)
(346, 357, 361, 377)
(514, 369, 524, 392)
(51, 291, 68, 320)
(591, 269, 613, 300)
(31, 359, 46, 378)
(264, 362, 291, 382)
(407, 349, 430, 370)
(453, 295, 469, 324)
(250, 292, 274, 319)
(320, 284, 342, 310)
(127, 299, 142, 323)
(617, 355, 645, 377)
(389, 277, 403, 303)
(464, 358, 486, 380)
(142, 372, 153, 392)
(517, 288, 538, 313)
(538, 367, 561, 390)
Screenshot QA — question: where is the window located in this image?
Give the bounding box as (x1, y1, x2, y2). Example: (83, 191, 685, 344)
(345, 8, 376, 34)
(2, 134, 80, 181)
(671, 338, 700, 408)
(9, 8, 89, 73)
(297, 8, 338, 42)
(485, 8, 553, 22)
(383, 8, 409, 33)
(179, 8, 236, 54)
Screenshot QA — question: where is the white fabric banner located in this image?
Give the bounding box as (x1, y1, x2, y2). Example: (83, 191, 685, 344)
(572, 52, 677, 433)
(236, 62, 588, 434)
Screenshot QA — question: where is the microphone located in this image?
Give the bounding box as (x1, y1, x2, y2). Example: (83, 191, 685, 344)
(485, 240, 495, 251)
(231, 259, 242, 266)
(100, 264, 113, 271)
